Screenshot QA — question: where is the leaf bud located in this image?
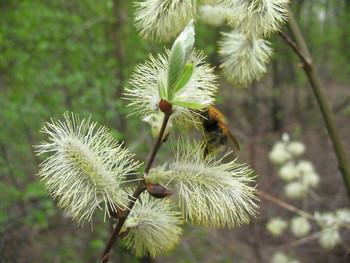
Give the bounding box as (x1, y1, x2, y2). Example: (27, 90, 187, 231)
(146, 182, 172, 198)
(159, 99, 172, 113)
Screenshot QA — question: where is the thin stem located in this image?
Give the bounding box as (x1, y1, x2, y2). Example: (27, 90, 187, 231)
(259, 191, 315, 221)
(279, 7, 350, 200)
(259, 190, 350, 229)
(275, 231, 323, 249)
(278, 31, 311, 68)
(100, 181, 146, 262)
(144, 112, 171, 174)
(99, 112, 172, 262)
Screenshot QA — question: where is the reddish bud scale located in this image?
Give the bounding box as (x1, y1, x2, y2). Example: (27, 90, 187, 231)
(159, 99, 172, 113)
(146, 182, 172, 198)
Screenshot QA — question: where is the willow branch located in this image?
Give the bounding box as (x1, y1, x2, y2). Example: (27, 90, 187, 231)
(278, 31, 311, 69)
(259, 190, 350, 229)
(275, 231, 323, 249)
(259, 191, 315, 221)
(99, 112, 172, 262)
(279, 6, 350, 200)
(144, 112, 171, 174)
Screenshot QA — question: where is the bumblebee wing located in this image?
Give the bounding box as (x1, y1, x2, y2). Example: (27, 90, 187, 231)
(226, 127, 240, 151)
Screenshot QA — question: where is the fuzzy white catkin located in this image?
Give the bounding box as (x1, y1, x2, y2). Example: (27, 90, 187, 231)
(287, 141, 306, 157)
(200, 4, 227, 27)
(269, 142, 292, 165)
(219, 30, 273, 87)
(302, 171, 320, 188)
(134, 0, 197, 42)
(278, 161, 300, 182)
(282, 133, 290, 142)
(271, 252, 302, 263)
(123, 191, 183, 257)
(284, 181, 307, 199)
(271, 252, 290, 263)
(318, 227, 341, 250)
(336, 208, 350, 223)
(221, 0, 289, 37)
(125, 49, 218, 130)
(266, 217, 288, 236)
(296, 160, 315, 175)
(315, 212, 337, 228)
(290, 216, 311, 238)
(148, 141, 259, 228)
(315, 211, 342, 249)
(35, 113, 140, 224)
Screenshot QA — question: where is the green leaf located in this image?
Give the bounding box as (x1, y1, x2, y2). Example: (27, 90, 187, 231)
(167, 19, 196, 100)
(171, 99, 206, 109)
(157, 77, 167, 99)
(174, 62, 194, 93)
(178, 19, 195, 61)
(167, 40, 185, 100)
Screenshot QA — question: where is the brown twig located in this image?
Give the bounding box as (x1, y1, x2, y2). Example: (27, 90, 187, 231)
(259, 190, 315, 221)
(275, 231, 323, 249)
(278, 30, 312, 70)
(259, 190, 350, 229)
(99, 112, 172, 262)
(100, 181, 146, 261)
(144, 112, 171, 175)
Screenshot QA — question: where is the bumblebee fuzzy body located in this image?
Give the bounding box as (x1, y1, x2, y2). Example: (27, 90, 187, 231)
(202, 106, 240, 157)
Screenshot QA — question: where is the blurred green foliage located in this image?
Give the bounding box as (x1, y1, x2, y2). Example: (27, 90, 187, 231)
(0, 0, 152, 261)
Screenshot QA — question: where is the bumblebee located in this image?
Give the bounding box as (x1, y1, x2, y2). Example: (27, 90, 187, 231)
(202, 106, 240, 157)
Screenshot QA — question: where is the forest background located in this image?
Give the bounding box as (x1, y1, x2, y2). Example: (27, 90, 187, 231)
(1, 0, 350, 262)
